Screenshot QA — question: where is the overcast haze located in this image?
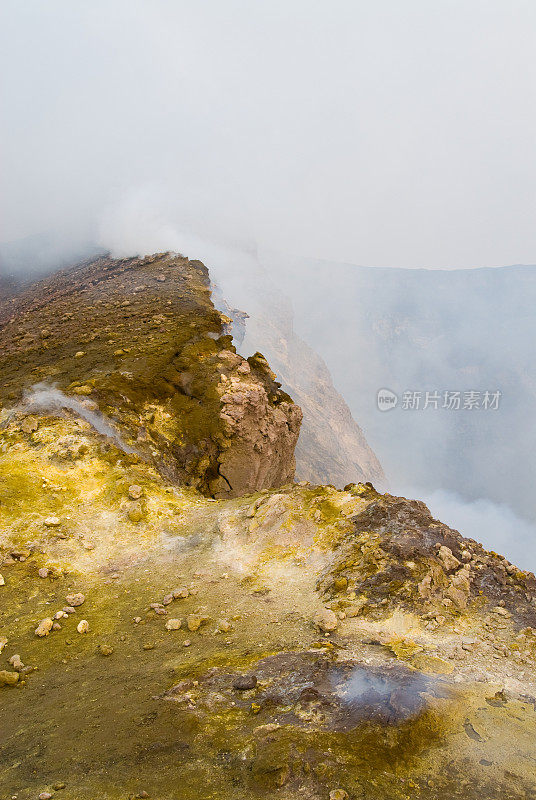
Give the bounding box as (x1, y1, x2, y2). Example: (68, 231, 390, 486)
(2, 0, 536, 268)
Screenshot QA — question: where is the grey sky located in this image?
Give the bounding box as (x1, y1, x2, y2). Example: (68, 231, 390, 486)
(2, 0, 536, 268)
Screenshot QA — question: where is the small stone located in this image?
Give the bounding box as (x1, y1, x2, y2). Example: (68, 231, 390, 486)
(0, 637, 7, 653)
(162, 594, 173, 605)
(98, 644, 114, 656)
(74, 350, 86, 358)
(142, 643, 155, 650)
(172, 588, 189, 599)
(183, 639, 191, 647)
(333, 576, 348, 592)
(218, 618, 231, 632)
(0, 670, 19, 687)
(21, 416, 39, 433)
(133, 617, 142, 624)
(8, 654, 23, 671)
(53, 611, 64, 620)
(35, 618, 54, 637)
(63, 606, 76, 614)
(438, 545, 461, 572)
(329, 791, 349, 800)
(76, 620, 89, 634)
(165, 618, 182, 631)
(156, 274, 167, 282)
(39, 794, 53, 800)
(44, 516, 61, 527)
(65, 593, 85, 607)
(11, 549, 30, 562)
(128, 503, 144, 523)
(128, 484, 143, 500)
(52, 623, 62, 631)
(313, 608, 338, 633)
(52, 784, 66, 791)
(233, 674, 257, 691)
(0, 574, 4, 586)
(38, 568, 50, 579)
(186, 614, 208, 632)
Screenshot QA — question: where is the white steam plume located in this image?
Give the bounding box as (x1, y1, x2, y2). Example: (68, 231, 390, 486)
(23, 384, 136, 455)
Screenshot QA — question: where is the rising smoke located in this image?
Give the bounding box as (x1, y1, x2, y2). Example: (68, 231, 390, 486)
(22, 384, 135, 454)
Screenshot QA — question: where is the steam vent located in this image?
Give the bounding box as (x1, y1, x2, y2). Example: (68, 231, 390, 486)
(1, 252, 536, 800)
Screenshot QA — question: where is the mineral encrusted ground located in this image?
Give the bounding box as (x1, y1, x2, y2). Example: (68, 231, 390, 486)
(1, 254, 536, 800)
(2, 411, 536, 799)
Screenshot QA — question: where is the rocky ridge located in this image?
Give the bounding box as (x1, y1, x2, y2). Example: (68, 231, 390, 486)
(0, 253, 301, 498)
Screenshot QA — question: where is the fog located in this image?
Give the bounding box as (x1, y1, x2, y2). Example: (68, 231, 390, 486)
(2, 1, 536, 269)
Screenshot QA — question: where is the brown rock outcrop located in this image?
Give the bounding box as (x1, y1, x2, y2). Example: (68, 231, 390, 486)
(214, 352, 302, 497)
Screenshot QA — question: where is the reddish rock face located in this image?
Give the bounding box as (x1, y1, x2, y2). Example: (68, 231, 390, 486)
(214, 350, 302, 498)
